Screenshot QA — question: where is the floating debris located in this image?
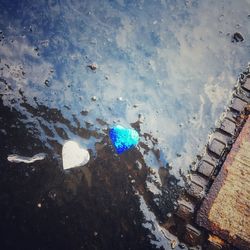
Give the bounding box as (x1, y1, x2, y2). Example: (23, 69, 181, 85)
(44, 79, 50, 87)
(7, 153, 46, 164)
(80, 110, 89, 116)
(231, 32, 244, 42)
(171, 239, 177, 249)
(62, 141, 90, 170)
(109, 125, 139, 154)
(91, 96, 97, 101)
(87, 63, 97, 70)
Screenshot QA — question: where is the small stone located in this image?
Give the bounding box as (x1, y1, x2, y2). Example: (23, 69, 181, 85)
(94, 232, 98, 236)
(48, 190, 57, 200)
(166, 212, 172, 218)
(37, 203, 42, 208)
(178, 243, 186, 249)
(81, 110, 89, 116)
(232, 32, 244, 42)
(91, 96, 97, 101)
(87, 63, 97, 70)
(171, 239, 177, 249)
(218, 14, 224, 22)
(44, 80, 50, 87)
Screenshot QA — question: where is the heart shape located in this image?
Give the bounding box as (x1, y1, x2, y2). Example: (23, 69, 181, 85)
(109, 125, 139, 154)
(62, 141, 90, 170)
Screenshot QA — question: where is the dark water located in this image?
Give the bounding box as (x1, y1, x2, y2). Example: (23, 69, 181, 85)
(0, 0, 250, 249)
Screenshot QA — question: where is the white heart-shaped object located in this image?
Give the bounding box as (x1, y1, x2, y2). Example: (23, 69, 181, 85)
(62, 141, 90, 170)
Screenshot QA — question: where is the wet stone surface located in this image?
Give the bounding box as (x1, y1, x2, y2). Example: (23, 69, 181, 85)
(178, 67, 250, 250)
(197, 116, 250, 249)
(197, 159, 215, 178)
(243, 77, 250, 91)
(220, 118, 236, 136)
(231, 97, 248, 113)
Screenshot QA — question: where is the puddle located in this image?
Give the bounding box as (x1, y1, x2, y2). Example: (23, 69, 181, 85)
(0, 0, 250, 249)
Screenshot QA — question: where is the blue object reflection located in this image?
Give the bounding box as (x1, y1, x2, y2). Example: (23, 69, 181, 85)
(109, 125, 139, 154)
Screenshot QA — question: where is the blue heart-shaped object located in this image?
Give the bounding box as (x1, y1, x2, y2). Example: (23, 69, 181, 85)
(109, 125, 139, 154)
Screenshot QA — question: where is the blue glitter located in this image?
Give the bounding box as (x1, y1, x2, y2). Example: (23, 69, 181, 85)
(109, 125, 139, 154)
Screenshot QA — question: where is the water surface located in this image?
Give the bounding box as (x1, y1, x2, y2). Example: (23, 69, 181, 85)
(0, 0, 250, 249)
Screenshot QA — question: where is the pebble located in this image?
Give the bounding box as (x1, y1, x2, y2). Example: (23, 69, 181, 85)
(87, 63, 97, 70)
(91, 96, 97, 101)
(171, 239, 177, 249)
(232, 32, 244, 42)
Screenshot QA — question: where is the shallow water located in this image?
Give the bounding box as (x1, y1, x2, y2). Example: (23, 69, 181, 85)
(0, 0, 250, 249)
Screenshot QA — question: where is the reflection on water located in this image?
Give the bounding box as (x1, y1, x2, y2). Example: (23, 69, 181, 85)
(0, 0, 250, 249)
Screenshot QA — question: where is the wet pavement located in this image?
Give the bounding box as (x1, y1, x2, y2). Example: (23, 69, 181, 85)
(0, 101, 182, 250)
(0, 0, 250, 249)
